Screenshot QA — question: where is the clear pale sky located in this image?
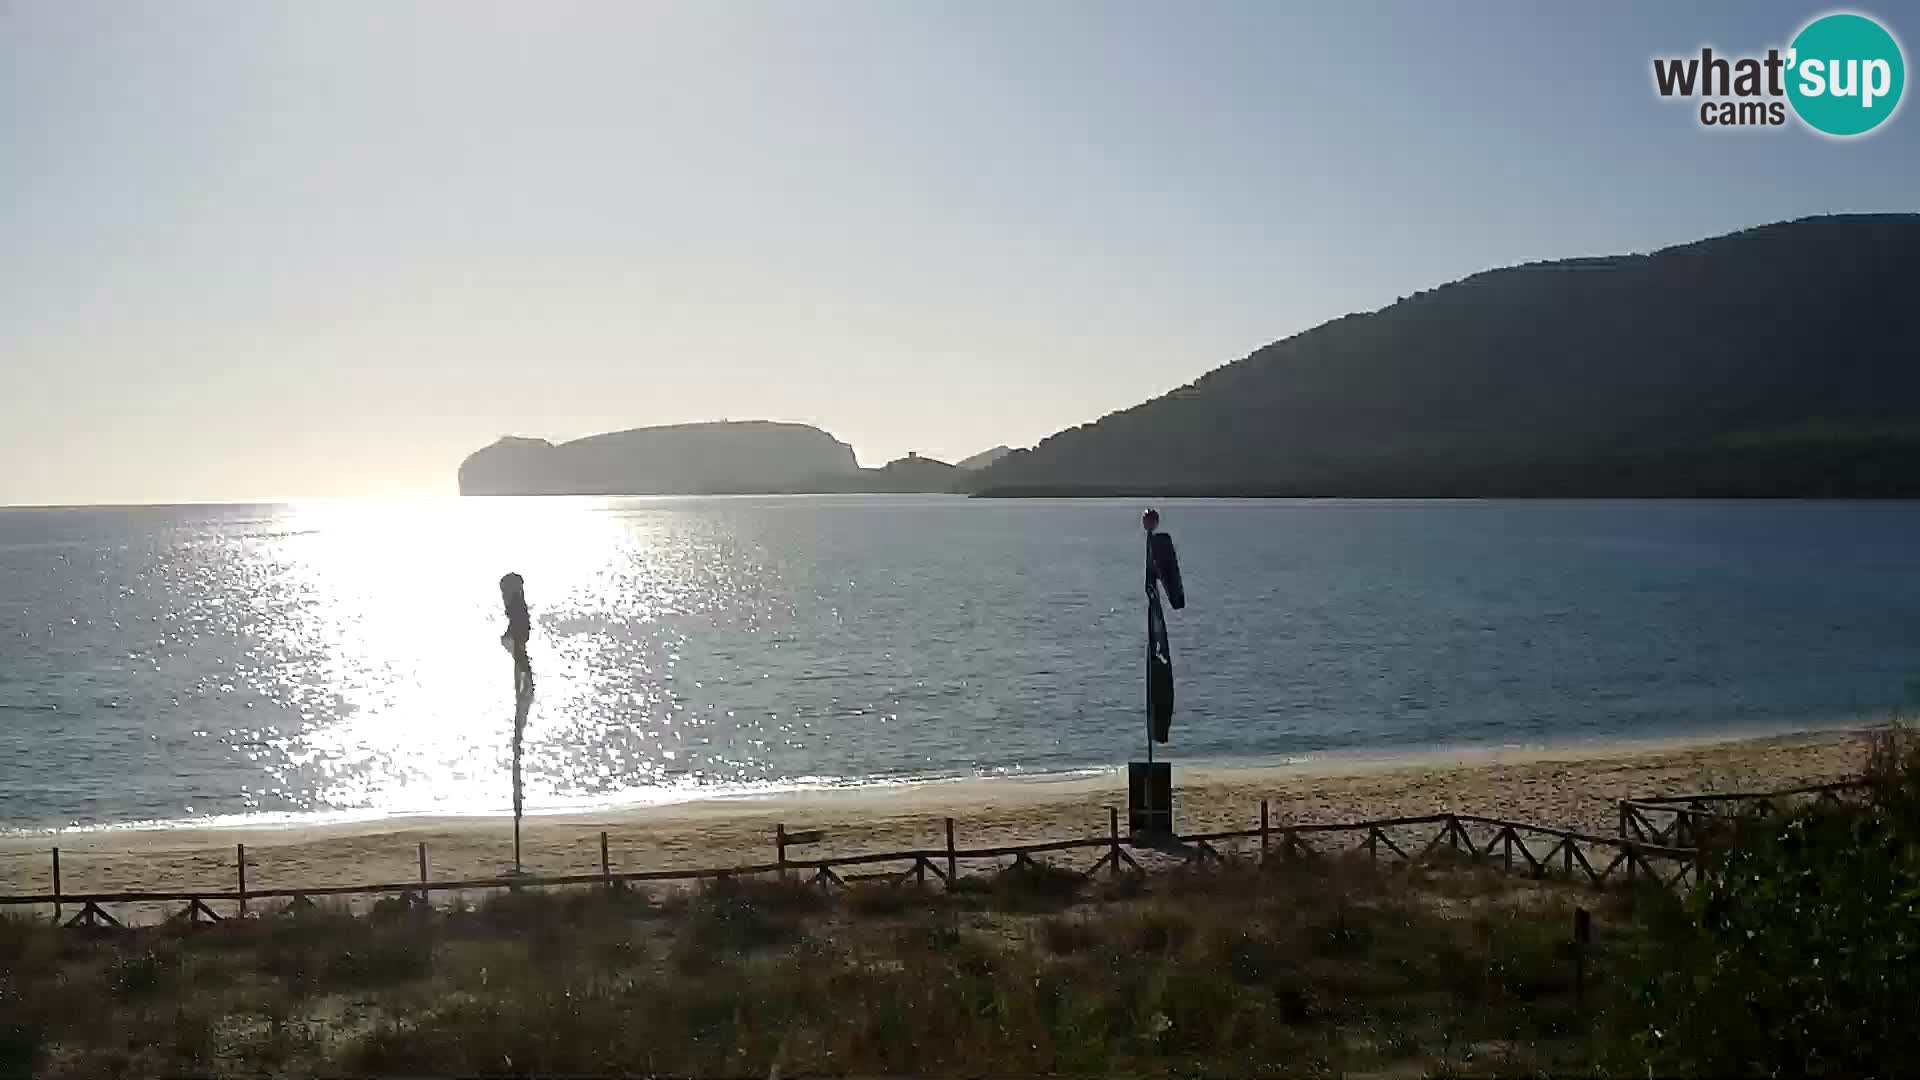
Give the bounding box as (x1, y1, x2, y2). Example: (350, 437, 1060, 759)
(3, 2, 1915, 505)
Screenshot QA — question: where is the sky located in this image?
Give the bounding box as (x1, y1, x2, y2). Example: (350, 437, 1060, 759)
(3, 2, 1915, 505)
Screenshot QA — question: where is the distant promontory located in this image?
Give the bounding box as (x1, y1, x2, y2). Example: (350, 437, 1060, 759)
(459, 421, 862, 495)
(458, 422, 977, 496)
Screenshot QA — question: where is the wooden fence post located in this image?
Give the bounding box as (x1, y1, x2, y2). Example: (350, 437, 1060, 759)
(236, 843, 247, 917)
(945, 817, 957, 887)
(50, 848, 60, 925)
(1573, 907, 1591, 1013)
(1260, 800, 1270, 860)
(599, 831, 611, 892)
(1109, 807, 1121, 880)
(776, 824, 788, 880)
(418, 842, 430, 903)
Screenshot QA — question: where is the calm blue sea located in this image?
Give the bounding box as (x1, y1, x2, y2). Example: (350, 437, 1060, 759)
(1, 497, 1915, 830)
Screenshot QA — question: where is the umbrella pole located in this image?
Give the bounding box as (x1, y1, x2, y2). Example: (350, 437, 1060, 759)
(513, 729, 523, 875)
(499, 572, 534, 879)
(511, 666, 530, 876)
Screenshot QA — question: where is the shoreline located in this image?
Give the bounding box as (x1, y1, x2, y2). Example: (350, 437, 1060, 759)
(0, 725, 1879, 908)
(4, 713, 1876, 840)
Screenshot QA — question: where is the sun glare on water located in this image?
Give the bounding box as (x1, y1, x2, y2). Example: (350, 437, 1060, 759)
(232, 497, 747, 819)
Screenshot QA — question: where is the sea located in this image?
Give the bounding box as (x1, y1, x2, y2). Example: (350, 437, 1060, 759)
(2, 496, 1916, 832)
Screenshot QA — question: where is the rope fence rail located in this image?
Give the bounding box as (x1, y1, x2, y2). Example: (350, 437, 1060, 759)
(0, 790, 1718, 928)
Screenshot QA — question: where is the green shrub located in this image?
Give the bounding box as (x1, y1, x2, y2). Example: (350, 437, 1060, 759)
(170, 1006, 217, 1067)
(1622, 726, 1920, 1076)
(0, 983, 45, 1077)
(106, 946, 176, 1000)
(982, 858, 1085, 912)
(321, 926, 435, 988)
(844, 880, 918, 918)
(1038, 915, 1100, 955)
(0, 915, 59, 980)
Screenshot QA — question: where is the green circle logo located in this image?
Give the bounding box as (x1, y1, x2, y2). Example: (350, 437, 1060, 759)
(1787, 13, 1905, 136)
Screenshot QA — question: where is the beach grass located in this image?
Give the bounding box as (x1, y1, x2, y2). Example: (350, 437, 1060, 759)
(0, 849, 1677, 1078)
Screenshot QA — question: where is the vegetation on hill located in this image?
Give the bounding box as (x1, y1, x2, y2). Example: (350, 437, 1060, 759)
(955, 445, 1014, 471)
(839, 451, 964, 493)
(976, 215, 1920, 497)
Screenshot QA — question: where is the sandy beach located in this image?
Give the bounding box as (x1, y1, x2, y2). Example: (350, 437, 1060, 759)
(0, 726, 1875, 913)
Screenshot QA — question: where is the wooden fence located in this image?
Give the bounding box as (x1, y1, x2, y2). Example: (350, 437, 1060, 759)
(0, 798, 1705, 929)
(1616, 779, 1869, 848)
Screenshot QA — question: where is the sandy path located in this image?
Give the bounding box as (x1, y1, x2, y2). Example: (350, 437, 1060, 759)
(0, 728, 1871, 916)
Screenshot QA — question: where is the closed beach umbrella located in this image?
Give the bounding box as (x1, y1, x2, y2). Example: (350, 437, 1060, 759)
(499, 572, 533, 873)
(1143, 511, 1185, 744)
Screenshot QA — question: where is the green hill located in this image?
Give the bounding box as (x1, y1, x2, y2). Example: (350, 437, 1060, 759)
(976, 215, 1920, 497)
